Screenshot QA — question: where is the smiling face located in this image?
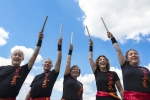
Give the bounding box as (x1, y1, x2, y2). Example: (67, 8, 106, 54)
(42, 58, 53, 72)
(96, 55, 110, 71)
(98, 56, 107, 68)
(126, 49, 140, 66)
(70, 65, 80, 79)
(11, 49, 24, 67)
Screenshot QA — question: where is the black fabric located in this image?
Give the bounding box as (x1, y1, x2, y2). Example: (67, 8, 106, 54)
(111, 37, 117, 44)
(36, 40, 42, 47)
(0, 64, 30, 97)
(94, 67, 120, 100)
(121, 61, 150, 92)
(89, 46, 93, 52)
(68, 50, 72, 55)
(61, 74, 83, 100)
(58, 45, 62, 51)
(30, 69, 59, 98)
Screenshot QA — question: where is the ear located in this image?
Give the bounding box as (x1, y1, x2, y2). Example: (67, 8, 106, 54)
(22, 57, 24, 61)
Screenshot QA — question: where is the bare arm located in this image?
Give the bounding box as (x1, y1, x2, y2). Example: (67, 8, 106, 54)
(115, 80, 124, 100)
(25, 88, 31, 100)
(64, 44, 73, 75)
(28, 32, 44, 69)
(88, 39, 97, 72)
(54, 38, 62, 72)
(107, 32, 125, 66)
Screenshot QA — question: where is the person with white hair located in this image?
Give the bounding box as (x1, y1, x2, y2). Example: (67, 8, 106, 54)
(0, 31, 44, 100)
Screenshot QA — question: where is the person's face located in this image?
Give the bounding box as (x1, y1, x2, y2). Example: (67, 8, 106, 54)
(42, 59, 53, 71)
(11, 50, 24, 66)
(127, 50, 139, 66)
(98, 56, 107, 68)
(70, 66, 80, 78)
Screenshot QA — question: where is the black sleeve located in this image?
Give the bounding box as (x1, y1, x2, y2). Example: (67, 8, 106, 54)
(121, 61, 129, 68)
(30, 76, 37, 87)
(114, 72, 120, 81)
(51, 69, 59, 82)
(63, 74, 71, 84)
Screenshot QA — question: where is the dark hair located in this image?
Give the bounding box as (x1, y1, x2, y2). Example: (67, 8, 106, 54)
(70, 65, 81, 76)
(125, 49, 140, 65)
(95, 55, 110, 71)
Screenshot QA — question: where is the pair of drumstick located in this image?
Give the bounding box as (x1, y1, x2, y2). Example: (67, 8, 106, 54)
(41, 16, 108, 44)
(86, 17, 109, 40)
(40, 16, 74, 45)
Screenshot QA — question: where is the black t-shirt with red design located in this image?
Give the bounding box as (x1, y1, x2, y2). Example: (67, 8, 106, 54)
(30, 69, 59, 98)
(61, 74, 83, 100)
(94, 67, 120, 100)
(122, 61, 150, 92)
(0, 64, 30, 97)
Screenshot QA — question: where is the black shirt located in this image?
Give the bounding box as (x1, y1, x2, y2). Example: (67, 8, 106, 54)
(94, 67, 120, 100)
(0, 64, 30, 97)
(30, 69, 59, 98)
(122, 61, 150, 92)
(61, 74, 83, 100)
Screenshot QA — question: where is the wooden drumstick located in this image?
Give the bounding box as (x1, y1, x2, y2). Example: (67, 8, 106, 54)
(101, 17, 109, 32)
(86, 26, 91, 39)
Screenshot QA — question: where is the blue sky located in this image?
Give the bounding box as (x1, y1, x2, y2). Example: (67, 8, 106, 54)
(0, 0, 150, 100)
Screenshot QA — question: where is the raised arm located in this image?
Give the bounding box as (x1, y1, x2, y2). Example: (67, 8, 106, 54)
(64, 44, 73, 75)
(107, 32, 125, 66)
(88, 39, 97, 72)
(25, 88, 31, 100)
(28, 32, 43, 69)
(54, 38, 62, 72)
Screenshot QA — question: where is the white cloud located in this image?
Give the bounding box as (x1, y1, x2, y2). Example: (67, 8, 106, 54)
(77, 18, 81, 21)
(0, 27, 9, 46)
(77, 0, 150, 43)
(11, 46, 43, 64)
(33, 66, 42, 70)
(0, 57, 11, 66)
(145, 63, 150, 69)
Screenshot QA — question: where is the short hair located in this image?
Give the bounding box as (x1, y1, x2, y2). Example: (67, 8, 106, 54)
(70, 65, 81, 76)
(95, 55, 110, 71)
(125, 49, 140, 65)
(12, 49, 24, 57)
(43, 58, 53, 65)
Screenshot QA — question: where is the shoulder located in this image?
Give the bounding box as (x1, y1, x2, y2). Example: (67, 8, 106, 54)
(108, 71, 119, 76)
(139, 66, 150, 71)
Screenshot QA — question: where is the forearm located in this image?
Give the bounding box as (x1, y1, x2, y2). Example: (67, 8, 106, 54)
(54, 51, 62, 72)
(111, 37, 125, 66)
(119, 89, 124, 99)
(25, 91, 30, 100)
(28, 46, 41, 69)
(64, 55, 71, 75)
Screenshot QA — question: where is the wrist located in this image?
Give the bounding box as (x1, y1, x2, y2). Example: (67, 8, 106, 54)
(111, 37, 117, 44)
(89, 46, 93, 52)
(68, 50, 72, 55)
(36, 40, 42, 47)
(58, 45, 62, 51)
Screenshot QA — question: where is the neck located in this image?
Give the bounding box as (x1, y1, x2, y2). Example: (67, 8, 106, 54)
(11, 63, 20, 67)
(71, 75, 77, 79)
(129, 62, 138, 66)
(44, 70, 50, 73)
(99, 67, 107, 72)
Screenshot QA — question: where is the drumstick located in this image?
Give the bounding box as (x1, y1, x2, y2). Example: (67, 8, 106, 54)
(60, 23, 62, 38)
(101, 17, 109, 32)
(41, 16, 48, 33)
(71, 32, 73, 44)
(86, 26, 91, 39)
